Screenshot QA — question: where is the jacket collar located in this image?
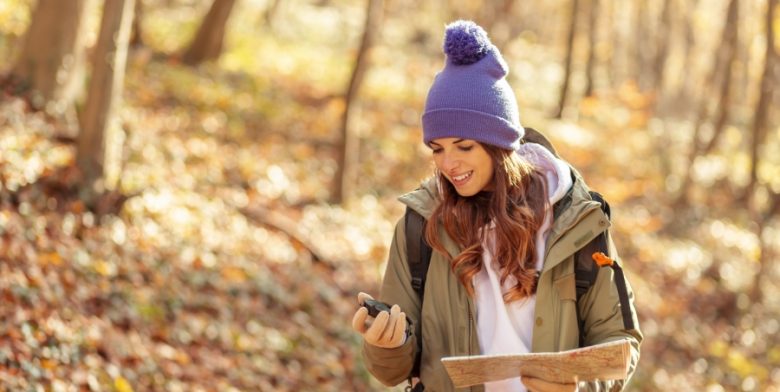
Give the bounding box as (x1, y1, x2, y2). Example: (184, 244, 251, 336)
(542, 167, 609, 272)
(398, 176, 440, 220)
(549, 166, 600, 237)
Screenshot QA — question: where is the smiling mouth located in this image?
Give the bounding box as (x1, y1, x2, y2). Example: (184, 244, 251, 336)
(452, 171, 473, 184)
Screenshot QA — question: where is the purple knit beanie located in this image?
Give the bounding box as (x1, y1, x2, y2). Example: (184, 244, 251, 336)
(422, 20, 524, 150)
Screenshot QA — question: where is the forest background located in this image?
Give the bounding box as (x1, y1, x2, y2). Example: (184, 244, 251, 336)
(1, 0, 779, 391)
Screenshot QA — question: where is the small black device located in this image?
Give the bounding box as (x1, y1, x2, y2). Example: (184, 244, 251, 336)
(362, 299, 413, 327)
(362, 298, 392, 318)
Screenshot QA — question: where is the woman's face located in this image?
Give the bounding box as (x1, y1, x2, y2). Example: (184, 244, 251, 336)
(430, 138, 494, 197)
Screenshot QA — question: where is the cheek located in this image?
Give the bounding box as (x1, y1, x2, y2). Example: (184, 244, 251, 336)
(479, 159, 495, 185)
(480, 156, 494, 176)
(432, 156, 444, 171)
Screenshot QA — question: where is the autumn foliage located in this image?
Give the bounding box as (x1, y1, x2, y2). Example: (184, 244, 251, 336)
(1, 0, 779, 391)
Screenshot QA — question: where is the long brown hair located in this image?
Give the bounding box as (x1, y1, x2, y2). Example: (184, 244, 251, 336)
(425, 144, 549, 303)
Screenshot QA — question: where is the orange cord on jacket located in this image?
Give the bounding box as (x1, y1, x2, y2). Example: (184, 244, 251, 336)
(592, 252, 614, 267)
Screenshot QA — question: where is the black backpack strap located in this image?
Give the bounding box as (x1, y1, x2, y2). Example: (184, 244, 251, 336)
(574, 191, 610, 346)
(575, 192, 610, 297)
(574, 233, 606, 347)
(405, 207, 431, 298)
(610, 261, 635, 332)
(574, 191, 635, 346)
(575, 234, 606, 301)
(590, 191, 611, 220)
(404, 207, 432, 380)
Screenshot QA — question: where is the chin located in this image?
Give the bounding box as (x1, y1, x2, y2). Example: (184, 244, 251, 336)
(455, 188, 480, 197)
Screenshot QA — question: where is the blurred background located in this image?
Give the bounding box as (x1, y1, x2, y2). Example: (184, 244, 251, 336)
(0, 0, 778, 391)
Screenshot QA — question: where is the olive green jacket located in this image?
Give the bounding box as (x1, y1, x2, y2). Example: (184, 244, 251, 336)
(363, 172, 643, 391)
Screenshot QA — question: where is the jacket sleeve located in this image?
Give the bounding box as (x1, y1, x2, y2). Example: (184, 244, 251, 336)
(362, 217, 423, 386)
(577, 232, 643, 392)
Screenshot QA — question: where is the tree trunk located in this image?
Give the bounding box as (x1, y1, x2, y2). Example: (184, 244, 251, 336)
(77, 0, 136, 202)
(746, 0, 778, 205)
(609, 0, 624, 90)
(263, 0, 283, 29)
(584, 0, 600, 98)
(634, 1, 652, 90)
(130, 0, 144, 47)
(332, 0, 384, 205)
(675, 0, 739, 206)
(735, 0, 753, 107)
(653, 0, 672, 93)
(652, 0, 676, 117)
(181, 0, 237, 65)
(751, 194, 780, 303)
(663, 0, 697, 119)
(555, 0, 580, 119)
(10, 0, 88, 112)
(705, 1, 738, 155)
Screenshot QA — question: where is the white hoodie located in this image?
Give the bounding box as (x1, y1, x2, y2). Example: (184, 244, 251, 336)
(473, 143, 573, 392)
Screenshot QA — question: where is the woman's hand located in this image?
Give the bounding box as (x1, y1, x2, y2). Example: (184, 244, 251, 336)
(522, 377, 577, 392)
(351, 292, 408, 349)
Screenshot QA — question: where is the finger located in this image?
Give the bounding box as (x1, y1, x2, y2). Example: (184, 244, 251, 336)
(522, 377, 551, 392)
(378, 305, 401, 343)
(357, 292, 373, 305)
(351, 307, 369, 334)
(389, 311, 407, 346)
(522, 377, 576, 392)
(365, 310, 390, 344)
(522, 377, 541, 392)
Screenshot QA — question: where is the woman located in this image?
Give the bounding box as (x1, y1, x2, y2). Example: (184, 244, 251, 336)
(351, 20, 642, 392)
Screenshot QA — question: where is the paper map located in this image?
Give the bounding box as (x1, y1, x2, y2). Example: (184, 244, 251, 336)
(441, 339, 632, 387)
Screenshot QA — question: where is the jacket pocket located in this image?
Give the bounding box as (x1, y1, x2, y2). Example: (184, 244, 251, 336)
(553, 273, 576, 301)
(553, 273, 579, 349)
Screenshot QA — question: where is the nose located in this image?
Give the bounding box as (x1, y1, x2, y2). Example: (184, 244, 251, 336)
(438, 152, 460, 173)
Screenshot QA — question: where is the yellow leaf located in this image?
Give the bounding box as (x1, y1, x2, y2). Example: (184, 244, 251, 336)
(222, 266, 247, 283)
(38, 252, 62, 266)
(40, 359, 57, 370)
(175, 351, 191, 365)
(628, 111, 650, 129)
(708, 340, 728, 357)
(769, 347, 780, 364)
(114, 377, 134, 392)
(578, 96, 600, 117)
(95, 260, 113, 276)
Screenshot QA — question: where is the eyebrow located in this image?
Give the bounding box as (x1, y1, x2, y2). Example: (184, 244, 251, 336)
(429, 139, 466, 147)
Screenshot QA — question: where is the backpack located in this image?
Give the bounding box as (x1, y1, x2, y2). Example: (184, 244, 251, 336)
(403, 128, 635, 380)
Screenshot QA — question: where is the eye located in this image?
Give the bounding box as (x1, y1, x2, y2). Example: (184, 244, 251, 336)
(431, 148, 443, 154)
(458, 145, 474, 152)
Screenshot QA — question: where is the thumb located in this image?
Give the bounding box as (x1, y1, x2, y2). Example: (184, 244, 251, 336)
(352, 306, 369, 334)
(357, 292, 374, 305)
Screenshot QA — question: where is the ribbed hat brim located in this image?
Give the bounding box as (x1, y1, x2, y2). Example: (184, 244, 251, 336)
(422, 108, 523, 150)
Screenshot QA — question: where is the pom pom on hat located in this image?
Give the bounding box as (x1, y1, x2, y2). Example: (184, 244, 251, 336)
(443, 20, 491, 65)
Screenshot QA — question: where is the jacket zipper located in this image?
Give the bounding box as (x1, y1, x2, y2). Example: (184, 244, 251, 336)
(468, 300, 474, 392)
(468, 306, 473, 355)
